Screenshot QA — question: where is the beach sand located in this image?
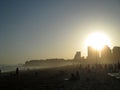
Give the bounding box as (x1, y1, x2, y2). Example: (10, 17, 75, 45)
(0, 65, 120, 90)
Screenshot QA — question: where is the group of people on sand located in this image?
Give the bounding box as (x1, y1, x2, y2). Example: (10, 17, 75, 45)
(70, 71, 80, 80)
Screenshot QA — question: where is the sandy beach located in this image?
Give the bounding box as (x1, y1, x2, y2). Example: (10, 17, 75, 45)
(0, 64, 120, 90)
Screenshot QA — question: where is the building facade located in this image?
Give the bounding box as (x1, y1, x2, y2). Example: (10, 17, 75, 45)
(87, 46, 99, 60)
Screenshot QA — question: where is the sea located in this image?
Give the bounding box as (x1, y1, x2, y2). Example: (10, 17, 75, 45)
(0, 64, 45, 73)
(0, 64, 24, 73)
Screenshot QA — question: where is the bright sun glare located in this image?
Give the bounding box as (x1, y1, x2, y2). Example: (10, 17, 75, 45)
(85, 32, 111, 50)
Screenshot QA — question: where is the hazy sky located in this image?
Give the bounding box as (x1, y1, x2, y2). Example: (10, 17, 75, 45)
(0, 0, 120, 64)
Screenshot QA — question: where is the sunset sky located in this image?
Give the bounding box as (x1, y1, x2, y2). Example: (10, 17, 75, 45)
(0, 0, 120, 64)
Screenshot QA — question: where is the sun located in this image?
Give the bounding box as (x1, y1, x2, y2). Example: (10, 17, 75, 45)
(85, 32, 111, 50)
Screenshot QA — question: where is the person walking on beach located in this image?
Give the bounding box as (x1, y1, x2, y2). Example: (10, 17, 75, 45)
(16, 67, 19, 76)
(0, 69, 1, 75)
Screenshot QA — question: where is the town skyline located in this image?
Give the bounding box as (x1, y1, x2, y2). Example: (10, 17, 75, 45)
(26, 45, 120, 60)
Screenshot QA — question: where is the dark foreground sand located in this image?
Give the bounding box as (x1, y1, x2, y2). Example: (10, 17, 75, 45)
(0, 65, 120, 90)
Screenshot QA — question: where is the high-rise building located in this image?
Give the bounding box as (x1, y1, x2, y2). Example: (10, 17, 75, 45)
(87, 46, 99, 60)
(101, 45, 111, 60)
(74, 51, 81, 60)
(113, 46, 120, 62)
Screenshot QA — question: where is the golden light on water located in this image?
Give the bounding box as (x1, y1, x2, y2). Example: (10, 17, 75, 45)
(85, 32, 111, 50)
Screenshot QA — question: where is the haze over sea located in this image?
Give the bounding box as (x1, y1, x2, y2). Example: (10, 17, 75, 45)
(0, 64, 22, 72)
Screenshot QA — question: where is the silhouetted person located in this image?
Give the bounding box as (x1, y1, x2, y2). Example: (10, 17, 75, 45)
(70, 73, 76, 80)
(104, 64, 107, 70)
(16, 67, 19, 76)
(76, 71, 80, 80)
(79, 64, 82, 70)
(111, 64, 114, 72)
(86, 77, 89, 82)
(35, 72, 38, 76)
(114, 64, 117, 71)
(118, 62, 120, 70)
(0, 69, 1, 75)
(87, 64, 90, 69)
